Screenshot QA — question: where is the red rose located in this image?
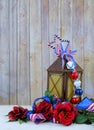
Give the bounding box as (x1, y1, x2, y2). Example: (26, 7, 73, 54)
(8, 106, 28, 121)
(53, 102, 77, 126)
(35, 100, 53, 120)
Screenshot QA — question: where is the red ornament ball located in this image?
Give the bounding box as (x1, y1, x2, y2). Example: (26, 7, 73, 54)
(70, 71, 78, 80)
(71, 96, 80, 104)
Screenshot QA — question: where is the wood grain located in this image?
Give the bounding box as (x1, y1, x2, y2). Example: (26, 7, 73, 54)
(17, 0, 30, 105)
(61, 0, 72, 41)
(30, 0, 42, 103)
(72, 0, 84, 67)
(0, 0, 94, 104)
(41, 0, 49, 95)
(49, 0, 60, 65)
(0, 0, 9, 104)
(9, 0, 18, 104)
(84, 0, 94, 97)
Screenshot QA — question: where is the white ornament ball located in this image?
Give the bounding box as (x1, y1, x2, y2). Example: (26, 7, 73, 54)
(66, 61, 75, 70)
(74, 79, 81, 88)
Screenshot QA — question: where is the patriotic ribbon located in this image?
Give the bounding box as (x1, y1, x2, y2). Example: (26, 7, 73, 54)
(86, 102, 94, 112)
(54, 43, 77, 67)
(26, 96, 51, 123)
(48, 35, 77, 67)
(48, 34, 70, 48)
(29, 113, 46, 124)
(76, 97, 94, 112)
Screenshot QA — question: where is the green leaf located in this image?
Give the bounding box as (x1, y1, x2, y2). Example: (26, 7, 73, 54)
(89, 116, 94, 123)
(18, 119, 24, 124)
(88, 112, 94, 117)
(75, 114, 88, 124)
(5, 114, 8, 116)
(45, 90, 50, 97)
(22, 117, 28, 122)
(90, 98, 94, 102)
(78, 109, 88, 115)
(8, 120, 16, 122)
(50, 95, 54, 103)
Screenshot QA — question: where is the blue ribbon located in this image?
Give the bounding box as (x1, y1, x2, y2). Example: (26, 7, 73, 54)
(65, 43, 69, 52)
(54, 43, 77, 68)
(26, 110, 34, 119)
(76, 97, 93, 110)
(67, 54, 77, 67)
(60, 43, 63, 51)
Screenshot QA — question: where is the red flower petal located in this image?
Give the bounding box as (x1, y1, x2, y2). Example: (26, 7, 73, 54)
(35, 100, 53, 120)
(53, 102, 77, 126)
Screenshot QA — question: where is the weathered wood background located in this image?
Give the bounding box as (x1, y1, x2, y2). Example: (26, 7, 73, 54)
(0, 0, 94, 105)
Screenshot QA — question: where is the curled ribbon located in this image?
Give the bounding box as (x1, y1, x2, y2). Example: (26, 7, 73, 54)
(29, 113, 46, 124)
(48, 35, 77, 68)
(54, 43, 77, 67)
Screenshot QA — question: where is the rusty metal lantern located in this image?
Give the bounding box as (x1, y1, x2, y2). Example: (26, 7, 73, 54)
(47, 57, 83, 101)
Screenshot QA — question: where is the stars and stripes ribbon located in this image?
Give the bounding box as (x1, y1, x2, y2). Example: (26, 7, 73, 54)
(29, 113, 46, 124)
(86, 102, 94, 112)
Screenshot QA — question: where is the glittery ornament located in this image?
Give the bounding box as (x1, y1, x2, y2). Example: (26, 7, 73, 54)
(71, 95, 81, 104)
(75, 89, 83, 95)
(66, 61, 75, 70)
(74, 79, 81, 88)
(70, 71, 78, 80)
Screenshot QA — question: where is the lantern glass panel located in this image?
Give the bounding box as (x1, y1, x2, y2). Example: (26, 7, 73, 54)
(48, 73, 63, 98)
(66, 74, 74, 101)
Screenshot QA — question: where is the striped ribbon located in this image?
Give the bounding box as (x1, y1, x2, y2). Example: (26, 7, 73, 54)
(48, 34, 70, 49)
(48, 35, 77, 68)
(86, 102, 94, 112)
(29, 113, 46, 124)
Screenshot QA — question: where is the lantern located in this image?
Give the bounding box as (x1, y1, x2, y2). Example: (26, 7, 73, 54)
(47, 35, 83, 101)
(47, 57, 83, 101)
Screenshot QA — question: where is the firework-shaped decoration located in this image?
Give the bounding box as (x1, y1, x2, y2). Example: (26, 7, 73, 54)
(48, 34, 77, 69)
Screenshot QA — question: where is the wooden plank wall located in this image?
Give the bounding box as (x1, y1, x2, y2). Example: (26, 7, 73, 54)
(0, 0, 94, 105)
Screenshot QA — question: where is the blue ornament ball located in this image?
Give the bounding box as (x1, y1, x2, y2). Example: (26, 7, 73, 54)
(75, 89, 83, 95)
